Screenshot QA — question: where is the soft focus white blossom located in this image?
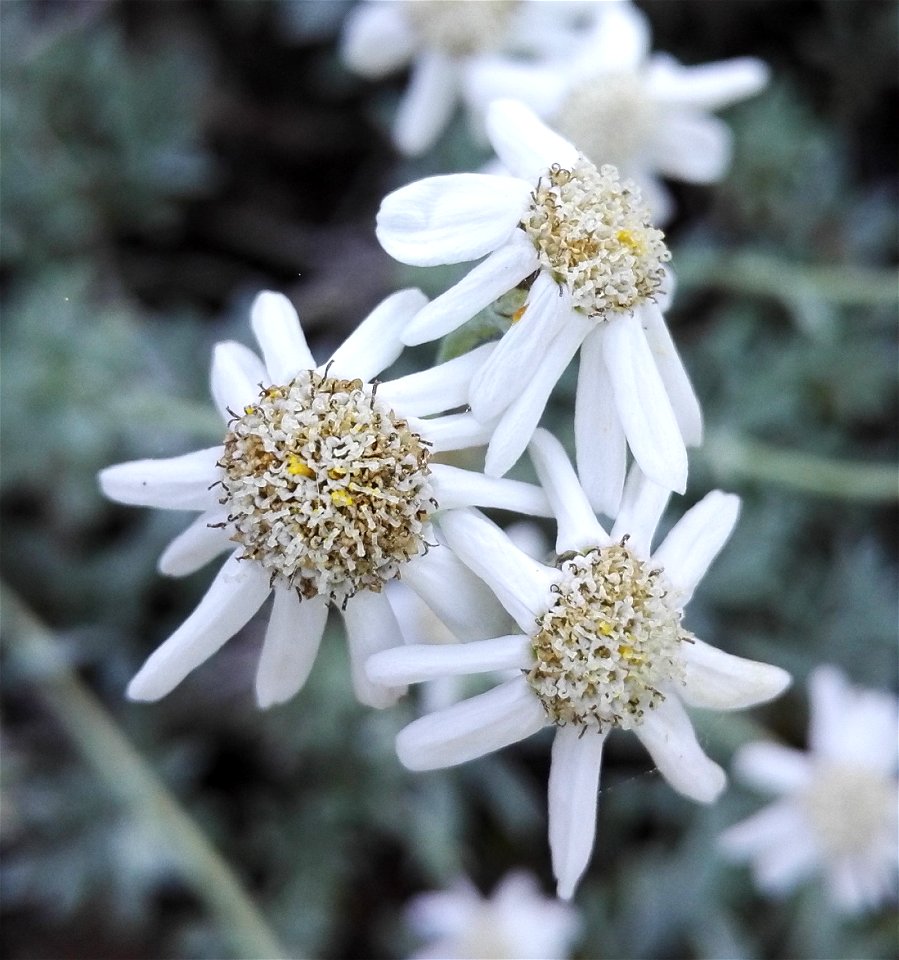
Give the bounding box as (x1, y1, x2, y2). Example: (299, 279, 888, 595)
(368, 429, 790, 897)
(406, 870, 580, 960)
(721, 665, 899, 914)
(100, 290, 553, 710)
(466, 0, 768, 222)
(378, 98, 701, 516)
(341, 0, 588, 156)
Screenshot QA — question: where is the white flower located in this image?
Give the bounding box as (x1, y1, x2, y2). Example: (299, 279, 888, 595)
(465, 0, 769, 222)
(720, 665, 899, 914)
(405, 869, 580, 960)
(99, 290, 553, 710)
(377, 98, 701, 516)
(368, 429, 790, 898)
(342, 0, 573, 156)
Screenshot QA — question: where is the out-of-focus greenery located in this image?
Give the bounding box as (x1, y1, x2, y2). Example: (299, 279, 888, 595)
(1, 2, 896, 959)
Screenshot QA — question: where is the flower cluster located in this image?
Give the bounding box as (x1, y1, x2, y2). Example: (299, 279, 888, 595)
(97, 0, 894, 934)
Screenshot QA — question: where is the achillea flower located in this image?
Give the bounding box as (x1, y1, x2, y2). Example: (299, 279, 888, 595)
(368, 429, 790, 897)
(406, 870, 580, 960)
(465, 0, 768, 221)
(100, 290, 551, 709)
(377, 99, 701, 516)
(721, 666, 899, 914)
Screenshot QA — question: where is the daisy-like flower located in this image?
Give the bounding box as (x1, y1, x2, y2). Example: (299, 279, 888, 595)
(405, 869, 580, 960)
(465, 0, 769, 222)
(720, 666, 899, 914)
(99, 290, 552, 710)
(377, 98, 701, 516)
(367, 429, 790, 898)
(341, 0, 589, 156)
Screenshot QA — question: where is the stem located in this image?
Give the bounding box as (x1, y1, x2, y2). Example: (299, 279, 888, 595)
(2, 586, 291, 960)
(704, 433, 898, 501)
(674, 249, 898, 306)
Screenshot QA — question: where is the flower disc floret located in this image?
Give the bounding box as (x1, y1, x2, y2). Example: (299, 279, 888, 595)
(555, 73, 659, 171)
(219, 370, 435, 603)
(527, 542, 689, 732)
(801, 763, 896, 859)
(404, 0, 517, 56)
(522, 159, 669, 317)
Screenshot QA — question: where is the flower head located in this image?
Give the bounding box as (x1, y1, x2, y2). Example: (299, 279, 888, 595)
(99, 290, 552, 709)
(721, 666, 899, 914)
(464, 0, 769, 221)
(406, 870, 580, 960)
(367, 429, 790, 897)
(377, 99, 700, 515)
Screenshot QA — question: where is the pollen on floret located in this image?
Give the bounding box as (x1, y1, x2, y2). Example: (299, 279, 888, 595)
(218, 369, 435, 604)
(522, 159, 669, 318)
(527, 542, 690, 732)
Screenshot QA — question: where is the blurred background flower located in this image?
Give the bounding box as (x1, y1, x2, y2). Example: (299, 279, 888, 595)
(1, 2, 896, 958)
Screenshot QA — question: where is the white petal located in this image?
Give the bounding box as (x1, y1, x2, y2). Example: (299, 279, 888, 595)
(127, 553, 271, 701)
(401, 545, 513, 642)
(430, 463, 552, 517)
(341, 590, 407, 708)
(651, 490, 740, 604)
(158, 511, 232, 577)
(485, 308, 592, 477)
(378, 342, 495, 417)
(634, 696, 726, 803)
(469, 270, 569, 422)
(438, 509, 558, 631)
(99, 448, 222, 511)
(549, 724, 607, 900)
(680, 639, 791, 711)
(731, 742, 813, 796)
(411, 411, 495, 453)
(326, 288, 427, 382)
(210, 341, 267, 419)
(651, 111, 733, 184)
(340, 1, 417, 77)
(602, 314, 687, 494)
(463, 57, 568, 118)
(610, 463, 671, 558)
(367, 634, 531, 685)
(646, 55, 770, 111)
(583, 0, 651, 73)
(752, 825, 820, 894)
(377, 173, 532, 266)
(639, 173, 675, 227)
(395, 678, 547, 770)
(528, 428, 609, 554)
(486, 99, 579, 182)
(638, 302, 702, 446)
(401, 233, 539, 345)
(255, 590, 328, 709)
(574, 328, 627, 517)
(394, 51, 458, 157)
(250, 291, 314, 385)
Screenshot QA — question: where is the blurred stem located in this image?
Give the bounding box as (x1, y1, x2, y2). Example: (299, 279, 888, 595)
(675, 249, 898, 305)
(705, 433, 898, 501)
(2, 586, 291, 960)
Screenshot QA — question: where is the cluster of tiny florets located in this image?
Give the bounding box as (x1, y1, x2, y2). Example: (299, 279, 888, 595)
(527, 542, 690, 732)
(217, 370, 435, 604)
(555, 73, 659, 171)
(522, 159, 669, 317)
(404, 0, 517, 57)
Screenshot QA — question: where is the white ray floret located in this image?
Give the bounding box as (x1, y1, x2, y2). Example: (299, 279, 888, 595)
(99, 290, 554, 710)
(464, 0, 769, 222)
(377, 99, 701, 516)
(367, 429, 790, 899)
(721, 665, 899, 914)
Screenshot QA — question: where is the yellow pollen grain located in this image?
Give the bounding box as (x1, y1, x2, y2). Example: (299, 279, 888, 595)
(244, 405, 257, 415)
(287, 454, 315, 478)
(511, 304, 528, 323)
(330, 489, 355, 507)
(328, 467, 347, 479)
(616, 229, 645, 254)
